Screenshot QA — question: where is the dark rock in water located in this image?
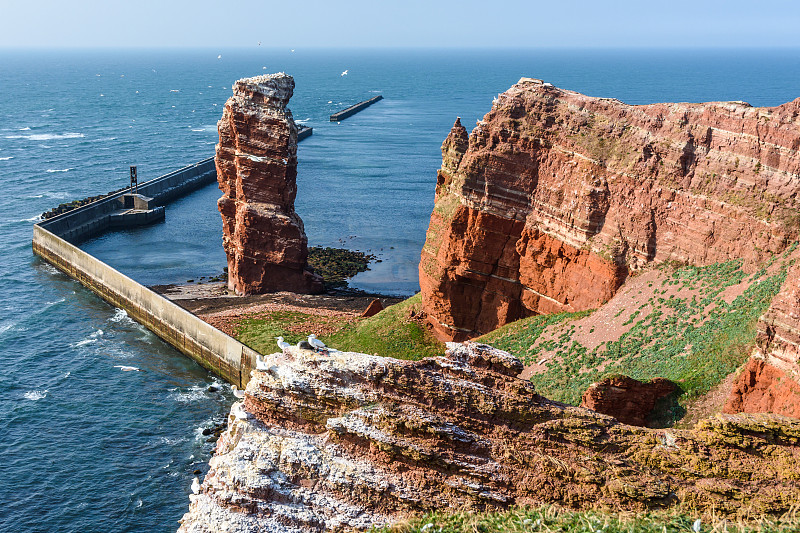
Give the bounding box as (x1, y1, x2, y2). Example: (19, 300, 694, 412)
(202, 428, 213, 436)
(207, 385, 219, 393)
(361, 298, 384, 317)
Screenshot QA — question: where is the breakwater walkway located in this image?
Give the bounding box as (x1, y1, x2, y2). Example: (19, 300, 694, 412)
(330, 95, 383, 121)
(32, 158, 260, 388)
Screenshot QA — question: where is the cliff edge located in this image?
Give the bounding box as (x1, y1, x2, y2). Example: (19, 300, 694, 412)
(178, 343, 800, 532)
(420, 78, 800, 341)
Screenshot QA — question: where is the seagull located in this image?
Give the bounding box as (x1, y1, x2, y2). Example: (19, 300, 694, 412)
(276, 336, 291, 353)
(341, 70, 348, 76)
(308, 334, 326, 352)
(231, 385, 245, 399)
(217, 54, 222, 59)
(255, 354, 269, 370)
(257, 41, 261, 46)
(191, 477, 201, 495)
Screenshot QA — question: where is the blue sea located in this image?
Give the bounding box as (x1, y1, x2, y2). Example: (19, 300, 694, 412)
(1, 48, 799, 532)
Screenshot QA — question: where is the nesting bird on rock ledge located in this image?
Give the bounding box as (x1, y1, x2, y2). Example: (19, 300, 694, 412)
(276, 336, 291, 353)
(308, 334, 327, 352)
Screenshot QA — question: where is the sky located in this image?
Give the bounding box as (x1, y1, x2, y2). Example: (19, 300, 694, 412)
(1, 0, 799, 49)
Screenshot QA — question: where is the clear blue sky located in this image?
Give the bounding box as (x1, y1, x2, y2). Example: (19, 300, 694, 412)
(2, 0, 799, 48)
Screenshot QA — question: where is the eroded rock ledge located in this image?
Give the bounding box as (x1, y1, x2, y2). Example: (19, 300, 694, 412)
(179, 343, 800, 532)
(420, 79, 800, 340)
(216, 73, 323, 295)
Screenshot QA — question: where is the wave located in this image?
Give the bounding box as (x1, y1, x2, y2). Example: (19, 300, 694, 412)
(295, 118, 311, 125)
(73, 338, 97, 347)
(46, 168, 73, 173)
(19, 127, 31, 131)
(4, 132, 84, 141)
(24, 389, 48, 401)
(113, 365, 141, 372)
(21, 214, 43, 222)
(43, 191, 71, 199)
(0, 157, 14, 161)
(168, 385, 208, 404)
(110, 308, 136, 325)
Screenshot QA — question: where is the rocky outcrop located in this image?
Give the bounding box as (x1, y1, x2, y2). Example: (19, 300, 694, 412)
(178, 343, 800, 532)
(581, 375, 676, 426)
(216, 73, 323, 295)
(421, 78, 800, 340)
(725, 259, 800, 417)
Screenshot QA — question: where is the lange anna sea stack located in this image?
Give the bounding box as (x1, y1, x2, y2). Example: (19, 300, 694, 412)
(216, 73, 323, 295)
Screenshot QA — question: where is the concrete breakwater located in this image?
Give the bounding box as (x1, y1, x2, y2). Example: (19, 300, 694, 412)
(330, 95, 383, 121)
(32, 158, 260, 388)
(40, 158, 217, 243)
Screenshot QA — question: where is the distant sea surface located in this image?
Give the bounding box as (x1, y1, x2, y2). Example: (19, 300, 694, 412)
(1, 48, 798, 532)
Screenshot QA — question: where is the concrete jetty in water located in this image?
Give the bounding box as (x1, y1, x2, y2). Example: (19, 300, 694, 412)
(32, 158, 260, 388)
(330, 95, 383, 121)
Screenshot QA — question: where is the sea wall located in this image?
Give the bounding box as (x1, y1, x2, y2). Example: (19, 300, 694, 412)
(32, 224, 259, 387)
(39, 158, 216, 242)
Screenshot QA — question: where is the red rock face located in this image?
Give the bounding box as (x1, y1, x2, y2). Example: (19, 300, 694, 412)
(178, 342, 800, 532)
(725, 259, 800, 417)
(421, 78, 800, 340)
(216, 73, 323, 295)
(581, 375, 676, 427)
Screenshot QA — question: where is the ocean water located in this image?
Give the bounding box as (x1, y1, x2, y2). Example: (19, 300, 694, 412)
(1, 48, 799, 532)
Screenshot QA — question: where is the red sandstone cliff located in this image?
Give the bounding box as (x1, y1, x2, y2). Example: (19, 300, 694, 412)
(725, 259, 800, 418)
(178, 343, 800, 532)
(216, 73, 322, 295)
(420, 79, 800, 341)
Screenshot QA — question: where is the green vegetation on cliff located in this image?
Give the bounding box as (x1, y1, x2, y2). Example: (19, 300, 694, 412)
(235, 294, 443, 360)
(375, 505, 800, 533)
(479, 257, 792, 423)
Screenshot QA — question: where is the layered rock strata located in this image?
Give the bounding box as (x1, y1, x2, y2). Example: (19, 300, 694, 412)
(216, 73, 322, 295)
(178, 343, 800, 532)
(726, 259, 800, 417)
(421, 79, 800, 340)
(580, 375, 676, 426)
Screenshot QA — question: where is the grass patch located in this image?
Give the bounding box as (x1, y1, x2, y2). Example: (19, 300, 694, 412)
(323, 294, 442, 360)
(235, 294, 443, 360)
(374, 505, 800, 533)
(477, 256, 792, 417)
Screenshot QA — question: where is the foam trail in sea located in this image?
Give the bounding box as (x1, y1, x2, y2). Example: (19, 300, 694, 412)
(23, 389, 48, 401)
(46, 168, 73, 173)
(4, 132, 84, 141)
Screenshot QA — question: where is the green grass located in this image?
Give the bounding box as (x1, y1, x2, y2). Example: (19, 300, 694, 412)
(477, 257, 792, 416)
(235, 294, 443, 360)
(373, 506, 800, 533)
(323, 294, 443, 360)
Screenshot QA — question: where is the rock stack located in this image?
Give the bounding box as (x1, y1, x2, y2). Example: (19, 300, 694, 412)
(216, 73, 323, 295)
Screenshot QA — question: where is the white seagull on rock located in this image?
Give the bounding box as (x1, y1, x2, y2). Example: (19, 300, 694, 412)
(232, 402, 248, 420)
(276, 336, 291, 353)
(308, 334, 327, 352)
(255, 354, 269, 370)
(231, 385, 245, 399)
(191, 477, 201, 495)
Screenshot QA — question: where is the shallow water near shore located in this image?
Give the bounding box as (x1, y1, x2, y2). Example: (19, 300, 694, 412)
(1, 48, 799, 532)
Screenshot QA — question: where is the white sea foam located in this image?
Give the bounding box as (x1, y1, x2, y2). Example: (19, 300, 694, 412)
(191, 129, 204, 132)
(21, 214, 42, 222)
(19, 127, 31, 131)
(45, 298, 65, 306)
(110, 308, 136, 325)
(74, 338, 97, 347)
(24, 389, 48, 401)
(46, 168, 73, 173)
(296, 118, 311, 125)
(0, 322, 14, 335)
(5, 132, 84, 141)
(43, 191, 71, 199)
(0, 157, 13, 161)
(114, 365, 141, 372)
(169, 385, 207, 404)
